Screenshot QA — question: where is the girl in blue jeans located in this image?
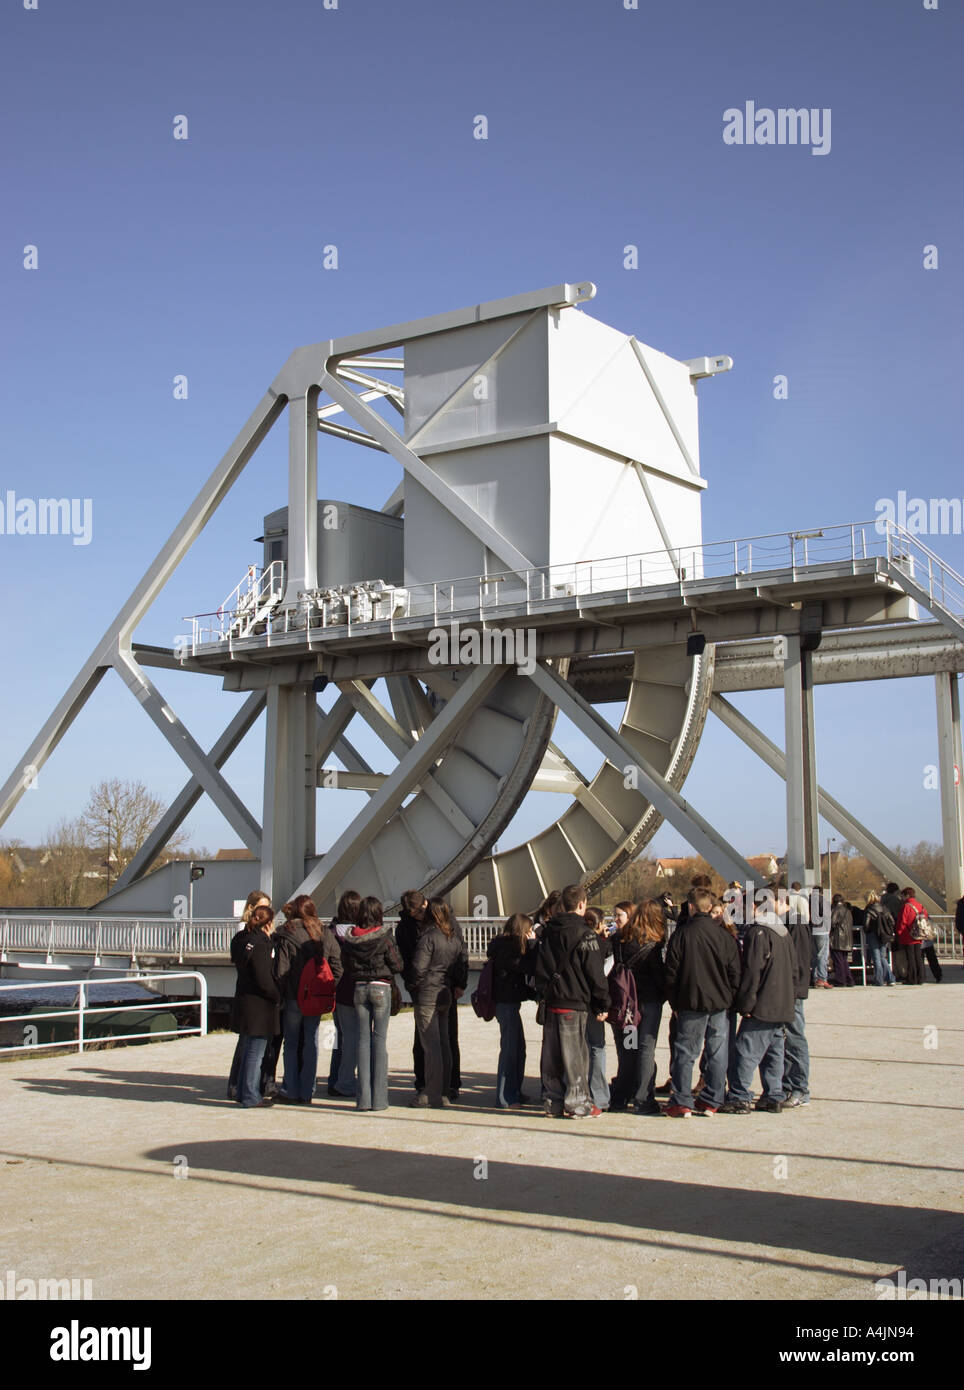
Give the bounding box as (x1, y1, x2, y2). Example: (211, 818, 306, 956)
(335, 896, 404, 1111)
(487, 913, 536, 1107)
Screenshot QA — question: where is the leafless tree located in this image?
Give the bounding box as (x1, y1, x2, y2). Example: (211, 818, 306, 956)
(79, 778, 188, 873)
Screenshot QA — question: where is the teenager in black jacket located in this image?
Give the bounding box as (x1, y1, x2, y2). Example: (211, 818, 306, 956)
(664, 891, 741, 1116)
(231, 905, 281, 1108)
(534, 884, 609, 1119)
(487, 913, 535, 1107)
(722, 901, 800, 1114)
(410, 899, 468, 1108)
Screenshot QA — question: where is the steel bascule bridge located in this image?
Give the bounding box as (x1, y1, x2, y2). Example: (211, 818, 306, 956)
(2, 281, 963, 945)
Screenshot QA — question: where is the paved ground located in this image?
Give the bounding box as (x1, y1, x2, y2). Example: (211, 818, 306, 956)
(1, 970, 962, 1301)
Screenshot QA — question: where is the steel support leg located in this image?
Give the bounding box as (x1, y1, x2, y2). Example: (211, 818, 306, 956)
(935, 673, 964, 907)
(288, 664, 505, 905)
(261, 685, 316, 905)
(784, 636, 820, 887)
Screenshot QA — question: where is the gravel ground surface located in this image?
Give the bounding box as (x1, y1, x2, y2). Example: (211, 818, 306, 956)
(2, 969, 962, 1301)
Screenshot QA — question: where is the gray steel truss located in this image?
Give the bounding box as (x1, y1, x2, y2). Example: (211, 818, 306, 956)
(526, 660, 763, 888)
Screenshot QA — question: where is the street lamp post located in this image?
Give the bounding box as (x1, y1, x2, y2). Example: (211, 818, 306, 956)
(827, 835, 836, 900)
(105, 807, 114, 893)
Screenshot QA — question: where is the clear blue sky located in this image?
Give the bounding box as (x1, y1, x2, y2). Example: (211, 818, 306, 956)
(2, 0, 962, 867)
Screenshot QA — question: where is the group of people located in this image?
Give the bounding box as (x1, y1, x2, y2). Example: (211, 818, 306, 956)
(228, 887, 466, 1110)
(225, 870, 943, 1117)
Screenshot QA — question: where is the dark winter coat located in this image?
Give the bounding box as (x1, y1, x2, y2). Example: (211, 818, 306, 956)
(882, 891, 904, 928)
(273, 921, 343, 1001)
(829, 904, 854, 952)
(231, 927, 281, 1036)
(336, 923, 404, 985)
(486, 934, 536, 1004)
(613, 936, 666, 1004)
(411, 922, 468, 1000)
(735, 915, 798, 1024)
(395, 909, 426, 990)
(664, 912, 741, 1014)
(786, 916, 812, 1001)
(533, 912, 609, 1015)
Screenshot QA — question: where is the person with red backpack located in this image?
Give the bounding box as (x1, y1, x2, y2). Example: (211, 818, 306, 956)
(336, 896, 404, 1111)
(896, 888, 926, 985)
(486, 913, 536, 1108)
(275, 895, 343, 1105)
(608, 899, 667, 1116)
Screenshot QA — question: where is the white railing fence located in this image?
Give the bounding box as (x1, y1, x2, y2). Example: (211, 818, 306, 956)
(179, 518, 964, 656)
(0, 971, 208, 1056)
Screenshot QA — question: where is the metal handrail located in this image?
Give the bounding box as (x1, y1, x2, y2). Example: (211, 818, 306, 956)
(179, 517, 964, 654)
(0, 971, 208, 1055)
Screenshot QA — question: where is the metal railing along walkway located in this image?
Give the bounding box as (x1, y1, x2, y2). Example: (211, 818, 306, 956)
(0, 971, 208, 1055)
(180, 519, 964, 656)
(1, 913, 958, 967)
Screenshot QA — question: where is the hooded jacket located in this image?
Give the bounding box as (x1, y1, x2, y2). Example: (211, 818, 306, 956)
(274, 920, 343, 1001)
(336, 922, 404, 984)
(735, 913, 799, 1024)
(664, 912, 741, 1014)
(533, 912, 609, 1015)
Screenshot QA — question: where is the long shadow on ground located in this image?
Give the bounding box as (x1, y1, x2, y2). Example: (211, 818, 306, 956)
(141, 1136, 963, 1269)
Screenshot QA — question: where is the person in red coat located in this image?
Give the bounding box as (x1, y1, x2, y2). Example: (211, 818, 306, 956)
(895, 889, 925, 986)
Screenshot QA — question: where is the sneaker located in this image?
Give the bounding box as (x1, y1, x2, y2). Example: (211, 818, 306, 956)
(543, 1105, 564, 1118)
(654, 1079, 672, 1095)
(438, 1096, 453, 1109)
(634, 1103, 664, 1116)
(665, 1104, 692, 1118)
(694, 1098, 717, 1115)
(409, 1093, 429, 1108)
(754, 1097, 784, 1113)
(719, 1100, 753, 1114)
(587, 1105, 603, 1119)
(782, 1092, 808, 1109)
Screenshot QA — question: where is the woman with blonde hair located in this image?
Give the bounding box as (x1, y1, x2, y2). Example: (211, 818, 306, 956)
(609, 899, 667, 1115)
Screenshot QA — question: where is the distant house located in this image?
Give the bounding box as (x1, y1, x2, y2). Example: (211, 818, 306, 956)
(215, 849, 256, 862)
(655, 858, 690, 879)
(746, 854, 780, 879)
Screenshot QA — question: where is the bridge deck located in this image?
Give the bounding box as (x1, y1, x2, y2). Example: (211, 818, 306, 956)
(1, 973, 961, 1300)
